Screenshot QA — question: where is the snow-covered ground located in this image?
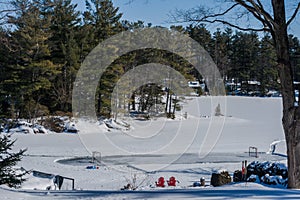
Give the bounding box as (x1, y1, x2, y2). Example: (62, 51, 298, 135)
(2, 96, 300, 199)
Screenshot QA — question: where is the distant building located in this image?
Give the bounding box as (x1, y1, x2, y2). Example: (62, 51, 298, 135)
(188, 81, 201, 88)
(188, 81, 207, 96)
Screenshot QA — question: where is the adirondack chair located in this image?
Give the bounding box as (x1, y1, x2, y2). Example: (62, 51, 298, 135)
(167, 176, 177, 186)
(156, 177, 165, 187)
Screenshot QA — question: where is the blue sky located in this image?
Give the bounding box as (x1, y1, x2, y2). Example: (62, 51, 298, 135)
(73, 0, 300, 38)
(73, 0, 212, 26)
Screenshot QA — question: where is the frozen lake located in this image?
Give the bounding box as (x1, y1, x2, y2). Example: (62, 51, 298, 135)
(2, 96, 294, 200)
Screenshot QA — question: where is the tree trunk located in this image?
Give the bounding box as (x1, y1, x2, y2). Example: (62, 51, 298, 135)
(165, 88, 169, 113)
(131, 93, 136, 111)
(169, 93, 172, 114)
(272, 0, 300, 189)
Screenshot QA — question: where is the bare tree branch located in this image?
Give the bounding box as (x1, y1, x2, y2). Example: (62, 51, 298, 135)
(199, 3, 239, 21)
(254, 0, 275, 31)
(0, 1, 11, 5)
(0, 1, 15, 25)
(248, 0, 276, 25)
(0, 8, 18, 14)
(287, 2, 300, 26)
(201, 18, 268, 32)
(170, 2, 269, 32)
(235, 0, 276, 31)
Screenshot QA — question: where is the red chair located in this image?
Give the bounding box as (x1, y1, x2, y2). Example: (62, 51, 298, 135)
(167, 176, 177, 186)
(156, 177, 165, 187)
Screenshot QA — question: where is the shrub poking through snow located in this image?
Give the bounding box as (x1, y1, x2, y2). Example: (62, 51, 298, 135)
(246, 161, 288, 187)
(215, 103, 222, 116)
(42, 117, 65, 133)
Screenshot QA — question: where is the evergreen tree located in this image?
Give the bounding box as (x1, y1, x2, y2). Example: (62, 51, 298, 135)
(186, 24, 212, 52)
(258, 35, 278, 94)
(229, 31, 260, 93)
(0, 133, 27, 188)
(289, 35, 300, 81)
(48, 0, 81, 113)
(0, 28, 14, 118)
(211, 28, 232, 80)
(81, 0, 123, 117)
(83, 0, 122, 46)
(7, 0, 58, 120)
(185, 24, 212, 82)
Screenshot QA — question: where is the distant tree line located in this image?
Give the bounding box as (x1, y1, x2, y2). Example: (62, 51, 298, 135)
(0, 0, 300, 120)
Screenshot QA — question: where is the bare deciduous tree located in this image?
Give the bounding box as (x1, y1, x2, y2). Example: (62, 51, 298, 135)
(173, 0, 300, 189)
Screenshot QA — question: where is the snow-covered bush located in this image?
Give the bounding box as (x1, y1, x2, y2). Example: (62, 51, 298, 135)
(41, 117, 65, 133)
(247, 161, 288, 187)
(215, 103, 222, 116)
(64, 122, 78, 133)
(103, 118, 130, 131)
(261, 174, 287, 186)
(39, 116, 77, 133)
(247, 174, 259, 183)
